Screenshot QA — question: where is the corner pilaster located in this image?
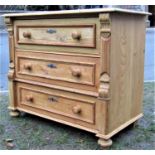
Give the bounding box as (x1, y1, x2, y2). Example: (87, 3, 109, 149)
(4, 17, 19, 116)
(96, 13, 112, 147)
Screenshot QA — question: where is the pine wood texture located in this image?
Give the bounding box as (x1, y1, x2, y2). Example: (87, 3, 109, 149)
(13, 18, 100, 54)
(17, 82, 96, 124)
(4, 9, 149, 148)
(17, 25, 96, 48)
(107, 13, 146, 134)
(3, 8, 150, 17)
(15, 50, 100, 92)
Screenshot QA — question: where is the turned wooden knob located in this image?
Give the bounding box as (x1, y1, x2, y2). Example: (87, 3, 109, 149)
(72, 105, 81, 114)
(72, 31, 81, 40)
(24, 63, 32, 70)
(23, 32, 31, 38)
(26, 95, 34, 102)
(71, 68, 81, 78)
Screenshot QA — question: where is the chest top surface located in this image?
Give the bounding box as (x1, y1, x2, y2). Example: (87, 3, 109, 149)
(3, 8, 150, 19)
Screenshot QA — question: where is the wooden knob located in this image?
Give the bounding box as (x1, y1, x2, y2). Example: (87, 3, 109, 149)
(72, 31, 81, 40)
(26, 95, 33, 102)
(71, 68, 81, 78)
(72, 105, 81, 114)
(24, 63, 32, 70)
(23, 32, 31, 38)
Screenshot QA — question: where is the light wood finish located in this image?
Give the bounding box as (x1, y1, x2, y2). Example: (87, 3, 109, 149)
(4, 9, 149, 148)
(15, 78, 99, 97)
(98, 138, 112, 148)
(13, 18, 100, 54)
(15, 51, 100, 92)
(96, 13, 111, 136)
(9, 110, 20, 117)
(107, 13, 146, 134)
(17, 82, 95, 124)
(4, 18, 17, 112)
(17, 107, 97, 133)
(16, 82, 96, 130)
(3, 8, 150, 17)
(96, 113, 143, 140)
(16, 52, 96, 86)
(17, 25, 96, 48)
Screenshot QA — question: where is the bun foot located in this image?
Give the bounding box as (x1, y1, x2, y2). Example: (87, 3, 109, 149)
(98, 138, 112, 148)
(9, 110, 20, 117)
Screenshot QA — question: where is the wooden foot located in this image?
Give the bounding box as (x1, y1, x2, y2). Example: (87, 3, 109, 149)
(9, 110, 20, 117)
(98, 138, 112, 148)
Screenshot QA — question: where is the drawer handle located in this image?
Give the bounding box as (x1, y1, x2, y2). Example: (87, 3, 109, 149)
(71, 68, 81, 78)
(47, 64, 57, 68)
(26, 95, 34, 102)
(48, 96, 58, 102)
(72, 105, 81, 114)
(47, 29, 57, 34)
(72, 31, 81, 40)
(23, 32, 31, 38)
(24, 63, 32, 71)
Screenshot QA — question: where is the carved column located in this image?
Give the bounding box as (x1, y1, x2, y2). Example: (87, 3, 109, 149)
(4, 17, 19, 117)
(96, 14, 112, 147)
(99, 13, 111, 102)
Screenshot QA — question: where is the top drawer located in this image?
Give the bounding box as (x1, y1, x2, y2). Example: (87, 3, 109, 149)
(16, 25, 96, 48)
(14, 18, 99, 54)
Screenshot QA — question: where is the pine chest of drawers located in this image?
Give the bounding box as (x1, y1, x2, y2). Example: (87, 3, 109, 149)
(4, 8, 149, 148)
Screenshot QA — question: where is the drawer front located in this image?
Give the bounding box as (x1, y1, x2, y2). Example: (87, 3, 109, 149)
(17, 55, 95, 85)
(16, 51, 100, 92)
(17, 25, 95, 48)
(17, 83, 95, 124)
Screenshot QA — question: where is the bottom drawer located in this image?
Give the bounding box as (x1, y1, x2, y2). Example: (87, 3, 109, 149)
(16, 82, 96, 125)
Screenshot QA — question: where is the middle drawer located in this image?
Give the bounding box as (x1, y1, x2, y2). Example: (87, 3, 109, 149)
(15, 50, 100, 92)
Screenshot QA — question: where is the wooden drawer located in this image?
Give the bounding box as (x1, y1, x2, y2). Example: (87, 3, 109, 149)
(17, 82, 95, 124)
(16, 25, 96, 48)
(14, 18, 100, 54)
(15, 51, 100, 92)
(18, 56, 94, 85)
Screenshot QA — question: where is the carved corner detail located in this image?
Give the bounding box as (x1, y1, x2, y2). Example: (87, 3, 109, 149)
(8, 62, 15, 80)
(99, 13, 111, 38)
(99, 13, 111, 101)
(98, 73, 110, 100)
(4, 17, 13, 35)
(5, 17, 15, 63)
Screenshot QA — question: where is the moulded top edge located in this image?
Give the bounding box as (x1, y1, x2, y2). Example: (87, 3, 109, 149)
(2, 8, 151, 18)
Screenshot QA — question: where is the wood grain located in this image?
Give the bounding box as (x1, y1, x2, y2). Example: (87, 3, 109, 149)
(17, 53, 96, 86)
(3, 8, 150, 18)
(15, 50, 100, 92)
(96, 14, 111, 136)
(107, 13, 146, 133)
(14, 18, 100, 54)
(16, 25, 96, 48)
(4, 17, 17, 112)
(17, 83, 96, 124)
(4, 10, 148, 148)
(16, 82, 97, 130)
